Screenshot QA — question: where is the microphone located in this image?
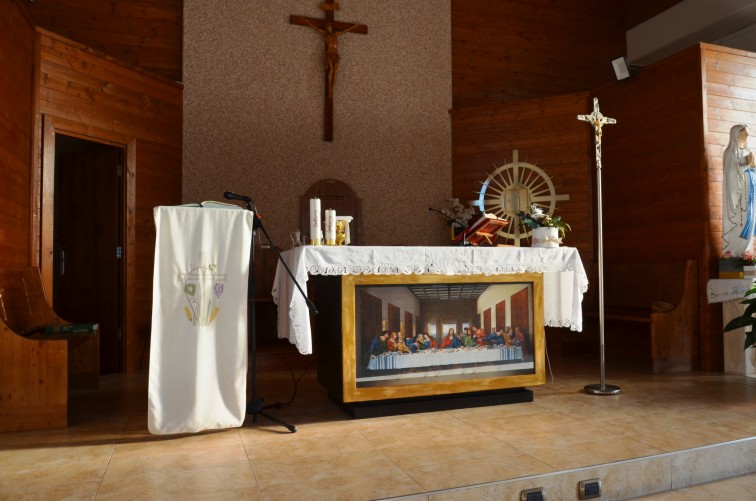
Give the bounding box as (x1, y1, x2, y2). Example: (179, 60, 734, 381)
(224, 191, 252, 203)
(429, 207, 470, 246)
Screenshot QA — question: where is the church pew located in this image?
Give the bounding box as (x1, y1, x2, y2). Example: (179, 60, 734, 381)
(0, 267, 100, 432)
(583, 260, 699, 373)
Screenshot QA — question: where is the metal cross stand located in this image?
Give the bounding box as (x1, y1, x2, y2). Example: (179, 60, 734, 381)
(577, 97, 621, 396)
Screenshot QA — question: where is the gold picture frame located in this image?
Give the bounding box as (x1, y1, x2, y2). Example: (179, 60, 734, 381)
(340, 273, 545, 403)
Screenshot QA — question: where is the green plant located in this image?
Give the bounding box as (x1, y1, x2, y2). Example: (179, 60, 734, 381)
(516, 204, 571, 239)
(723, 285, 756, 350)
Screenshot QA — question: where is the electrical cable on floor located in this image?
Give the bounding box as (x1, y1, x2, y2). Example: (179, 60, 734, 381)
(281, 352, 317, 407)
(263, 345, 318, 409)
(545, 339, 554, 384)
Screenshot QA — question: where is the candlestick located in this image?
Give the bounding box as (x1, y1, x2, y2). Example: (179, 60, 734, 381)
(309, 198, 322, 245)
(324, 209, 336, 245)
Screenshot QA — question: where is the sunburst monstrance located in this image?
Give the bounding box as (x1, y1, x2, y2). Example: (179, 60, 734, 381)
(473, 149, 570, 246)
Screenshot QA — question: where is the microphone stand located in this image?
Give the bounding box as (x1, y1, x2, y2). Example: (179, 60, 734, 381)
(429, 207, 470, 246)
(225, 192, 318, 433)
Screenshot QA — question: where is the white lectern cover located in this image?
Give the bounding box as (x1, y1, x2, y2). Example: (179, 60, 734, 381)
(148, 205, 253, 434)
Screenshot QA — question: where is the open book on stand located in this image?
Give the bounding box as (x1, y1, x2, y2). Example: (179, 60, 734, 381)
(455, 213, 509, 246)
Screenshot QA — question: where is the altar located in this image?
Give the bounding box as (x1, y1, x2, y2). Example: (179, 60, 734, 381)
(271, 246, 588, 415)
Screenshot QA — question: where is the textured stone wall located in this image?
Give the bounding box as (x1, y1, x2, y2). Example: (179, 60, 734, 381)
(183, 0, 452, 246)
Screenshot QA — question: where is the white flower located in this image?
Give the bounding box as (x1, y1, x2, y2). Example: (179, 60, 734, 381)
(441, 198, 477, 227)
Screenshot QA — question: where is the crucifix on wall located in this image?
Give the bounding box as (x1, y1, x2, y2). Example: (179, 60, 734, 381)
(290, 1, 368, 142)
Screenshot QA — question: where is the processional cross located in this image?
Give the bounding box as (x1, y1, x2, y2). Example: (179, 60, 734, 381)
(577, 97, 616, 170)
(577, 97, 621, 396)
(290, 1, 368, 142)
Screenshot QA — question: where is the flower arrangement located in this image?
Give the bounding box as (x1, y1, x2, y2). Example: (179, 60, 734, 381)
(441, 198, 476, 229)
(515, 204, 571, 238)
(722, 250, 756, 267)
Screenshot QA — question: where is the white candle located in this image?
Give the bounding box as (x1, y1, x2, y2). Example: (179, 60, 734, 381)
(309, 198, 322, 244)
(324, 209, 336, 245)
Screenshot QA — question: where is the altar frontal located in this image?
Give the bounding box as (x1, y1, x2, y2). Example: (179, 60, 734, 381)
(335, 273, 545, 404)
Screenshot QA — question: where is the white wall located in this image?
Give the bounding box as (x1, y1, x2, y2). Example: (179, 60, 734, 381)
(183, 0, 452, 246)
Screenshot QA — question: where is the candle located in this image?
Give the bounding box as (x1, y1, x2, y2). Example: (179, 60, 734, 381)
(309, 198, 322, 245)
(324, 209, 336, 245)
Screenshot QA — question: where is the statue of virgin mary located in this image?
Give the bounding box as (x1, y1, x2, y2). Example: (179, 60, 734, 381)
(722, 124, 756, 256)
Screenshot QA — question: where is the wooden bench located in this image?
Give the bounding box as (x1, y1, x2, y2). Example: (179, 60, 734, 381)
(583, 260, 699, 374)
(0, 267, 99, 432)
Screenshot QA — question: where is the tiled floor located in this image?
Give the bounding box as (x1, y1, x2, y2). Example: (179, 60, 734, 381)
(1, 345, 755, 500)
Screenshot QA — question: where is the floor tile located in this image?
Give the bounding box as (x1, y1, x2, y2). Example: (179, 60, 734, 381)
(252, 449, 421, 500)
(1, 352, 755, 500)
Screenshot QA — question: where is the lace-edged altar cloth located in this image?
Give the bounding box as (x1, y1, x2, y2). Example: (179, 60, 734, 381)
(271, 246, 590, 354)
(706, 278, 754, 304)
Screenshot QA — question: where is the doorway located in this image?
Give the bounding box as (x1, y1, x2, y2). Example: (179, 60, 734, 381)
(53, 134, 125, 374)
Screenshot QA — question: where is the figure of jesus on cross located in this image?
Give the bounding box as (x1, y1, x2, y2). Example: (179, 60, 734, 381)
(291, 1, 368, 141)
(577, 97, 617, 171)
(304, 20, 361, 98)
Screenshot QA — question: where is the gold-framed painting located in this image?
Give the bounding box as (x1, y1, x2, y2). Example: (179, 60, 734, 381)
(340, 273, 545, 403)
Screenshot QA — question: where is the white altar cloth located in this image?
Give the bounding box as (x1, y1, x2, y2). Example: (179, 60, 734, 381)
(706, 278, 753, 304)
(271, 246, 589, 355)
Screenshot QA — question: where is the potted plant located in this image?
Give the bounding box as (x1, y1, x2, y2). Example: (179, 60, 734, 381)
(516, 204, 571, 248)
(723, 284, 756, 350)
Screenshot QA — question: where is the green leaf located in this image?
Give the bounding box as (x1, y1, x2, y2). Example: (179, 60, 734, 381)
(724, 315, 756, 331)
(744, 303, 756, 316)
(745, 331, 756, 350)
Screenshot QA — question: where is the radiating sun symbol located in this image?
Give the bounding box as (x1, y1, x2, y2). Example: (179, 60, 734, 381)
(473, 149, 570, 246)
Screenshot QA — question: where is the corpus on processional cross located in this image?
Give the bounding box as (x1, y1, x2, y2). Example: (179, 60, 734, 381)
(577, 97, 616, 171)
(577, 97, 621, 397)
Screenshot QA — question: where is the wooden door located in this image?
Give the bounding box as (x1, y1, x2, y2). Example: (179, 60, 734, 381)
(358, 291, 382, 358)
(510, 287, 530, 333)
(404, 311, 414, 338)
(387, 303, 400, 332)
(496, 300, 506, 330)
(483, 308, 492, 335)
(53, 135, 123, 374)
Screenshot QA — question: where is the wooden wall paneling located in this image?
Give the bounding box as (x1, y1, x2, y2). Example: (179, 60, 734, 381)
(701, 44, 721, 373)
(0, 0, 35, 269)
(451, 0, 625, 107)
(451, 92, 595, 265)
(596, 46, 705, 264)
(129, 139, 181, 370)
(0, 1, 68, 431)
(35, 29, 182, 373)
(26, 0, 182, 82)
(593, 45, 714, 369)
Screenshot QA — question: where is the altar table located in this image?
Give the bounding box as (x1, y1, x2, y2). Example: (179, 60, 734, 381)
(271, 246, 589, 355)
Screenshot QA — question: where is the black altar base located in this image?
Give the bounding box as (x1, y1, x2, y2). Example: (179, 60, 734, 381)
(330, 387, 533, 419)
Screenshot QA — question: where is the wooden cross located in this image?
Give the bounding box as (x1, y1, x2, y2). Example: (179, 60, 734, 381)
(290, 1, 368, 142)
(577, 97, 617, 171)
